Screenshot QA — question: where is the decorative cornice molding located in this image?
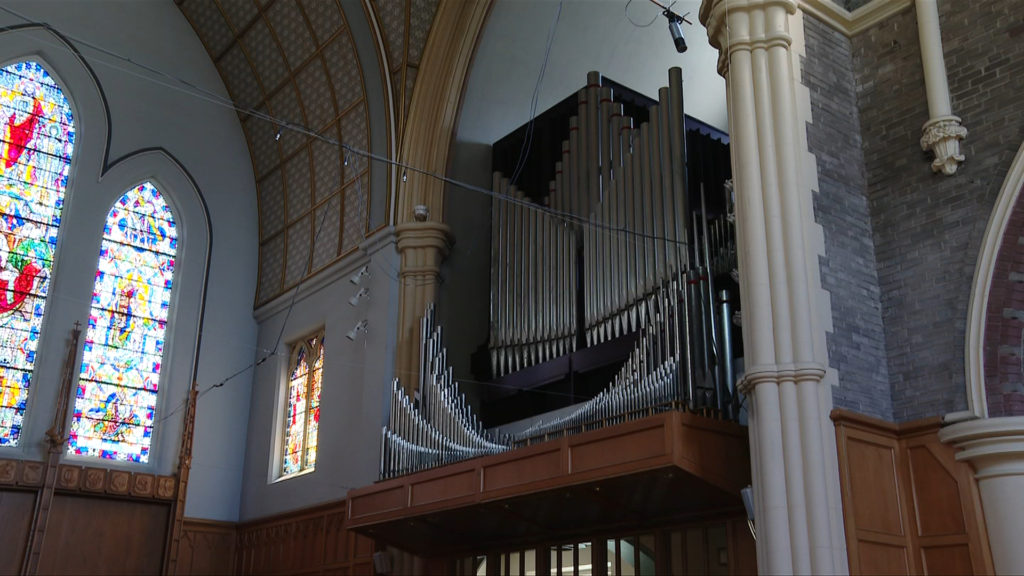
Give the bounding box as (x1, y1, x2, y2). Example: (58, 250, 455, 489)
(798, 0, 913, 37)
(701, 0, 799, 77)
(0, 458, 175, 500)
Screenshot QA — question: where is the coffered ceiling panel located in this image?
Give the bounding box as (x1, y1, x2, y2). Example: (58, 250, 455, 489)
(177, 0, 373, 307)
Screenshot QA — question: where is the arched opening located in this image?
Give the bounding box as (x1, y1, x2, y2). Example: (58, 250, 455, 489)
(973, 141, 1024, 417)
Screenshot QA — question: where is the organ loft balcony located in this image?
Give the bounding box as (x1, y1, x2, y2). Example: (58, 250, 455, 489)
(347, 70, 749, 562)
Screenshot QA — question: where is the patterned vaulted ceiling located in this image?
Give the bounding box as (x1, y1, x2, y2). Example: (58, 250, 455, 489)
(176, 0, 438, 307)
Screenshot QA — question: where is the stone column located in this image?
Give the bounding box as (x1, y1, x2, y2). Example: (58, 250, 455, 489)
(389, 0, 489, 394)
(700, 0, 847, 573)
(940, 417, 1024, 574)
(915, 0, 967, 175)
(394, 216, 451, 393)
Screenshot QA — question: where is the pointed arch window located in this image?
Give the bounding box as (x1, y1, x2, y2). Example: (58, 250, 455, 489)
(282, 332, 324, 476)
(0, 61, 75, 446)
(68, 182, 176, 463)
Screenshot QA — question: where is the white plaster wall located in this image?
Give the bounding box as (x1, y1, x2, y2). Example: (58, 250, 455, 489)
(238, 232, 399, 521)
(0, 1, 259, 522)
(458, 0, 727, 146)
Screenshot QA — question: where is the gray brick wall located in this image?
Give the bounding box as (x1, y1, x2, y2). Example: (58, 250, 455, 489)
(851, 0, 1024, 421)
(803, 15, 892, 420)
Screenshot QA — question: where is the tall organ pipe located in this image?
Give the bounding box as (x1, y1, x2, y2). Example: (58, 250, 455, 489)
(484, 70, 734, 388)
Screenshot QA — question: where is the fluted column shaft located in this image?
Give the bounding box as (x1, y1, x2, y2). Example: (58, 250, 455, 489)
(700, 0, 846, 573)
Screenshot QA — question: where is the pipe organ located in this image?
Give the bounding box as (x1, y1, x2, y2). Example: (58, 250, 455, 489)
(379, 68, 739, 480)
(381, 305, 507, 479)
(488, 68, 735, 388)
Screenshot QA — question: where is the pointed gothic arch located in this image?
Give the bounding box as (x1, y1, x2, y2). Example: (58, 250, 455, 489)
(67, 181, 178, 462)
(966, 140, 1024, 418)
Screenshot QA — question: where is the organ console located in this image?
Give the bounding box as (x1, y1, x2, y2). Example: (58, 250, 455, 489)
(379, 68, 738, 480)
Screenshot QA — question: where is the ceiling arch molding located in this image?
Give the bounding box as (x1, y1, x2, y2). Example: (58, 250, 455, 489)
(395, 0, 491, 224)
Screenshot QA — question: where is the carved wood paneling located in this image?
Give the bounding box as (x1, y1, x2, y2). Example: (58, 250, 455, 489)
(0, 459, 491, 576)
(833, 410, 994, 575)
(0, 458, 178, 575)
(234, 500, 375, 575)
(176, 519, 236, 575)
(0, 459, 178, 502)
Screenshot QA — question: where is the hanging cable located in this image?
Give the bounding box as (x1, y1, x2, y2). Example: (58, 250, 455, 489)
(0, 5, 689, 251)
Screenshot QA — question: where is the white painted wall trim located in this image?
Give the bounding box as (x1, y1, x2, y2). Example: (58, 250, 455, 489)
(799, 0, 913, 36)
(964, 141, 1024, 419)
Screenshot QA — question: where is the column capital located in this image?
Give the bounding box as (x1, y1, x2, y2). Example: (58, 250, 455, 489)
(395, 221, 452, 259)
(395, 221, 452, 281)
(939, 416, 1024, 479)
(737, 362, 827, 395)
(700, 0, 799, 77)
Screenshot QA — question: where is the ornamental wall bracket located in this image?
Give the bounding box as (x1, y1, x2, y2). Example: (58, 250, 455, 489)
(920, 115, 967, 176)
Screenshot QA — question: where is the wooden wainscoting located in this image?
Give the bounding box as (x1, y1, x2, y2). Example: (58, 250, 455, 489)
(234, 500, 375, 576)
(0, 489, 35, 575)
(176, 503, 383, 576)
(833, 410, 993, 575)
(176, 519, 237, 575)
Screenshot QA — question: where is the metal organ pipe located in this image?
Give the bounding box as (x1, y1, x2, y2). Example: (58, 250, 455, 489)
(379, 68, 740, 480)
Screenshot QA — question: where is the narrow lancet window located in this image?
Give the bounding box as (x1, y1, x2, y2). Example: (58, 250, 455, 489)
(0, 61, 75, 446)
(69, 182, 176, 462)
(282, 332, 324, 476)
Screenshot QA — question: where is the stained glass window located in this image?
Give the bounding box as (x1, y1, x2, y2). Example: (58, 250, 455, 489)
(0, 61, 75, 446)
(282, 332, 324, 476)
(68, 182, 177, 462)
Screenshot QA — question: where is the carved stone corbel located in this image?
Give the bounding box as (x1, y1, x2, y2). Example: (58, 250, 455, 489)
(920, 115, 967, 175)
